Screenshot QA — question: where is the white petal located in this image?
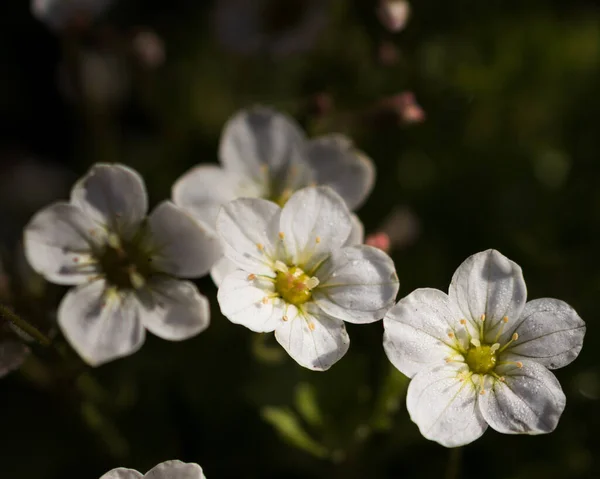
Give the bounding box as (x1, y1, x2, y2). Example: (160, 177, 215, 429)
(172, 164, 263, 232)
(407, 363, 488, 447)
(280, 186, 352, 271)
(449, 249, 527, 335)
(58, 280, 145, 366)
(305, 135, 375, 210)
(219, 106, 305, 184)
(99, 468, 143, 479)
(148, 201, 221, 278)
(274, 304, 349, 371)
(313, 245, 399, 324)
(217, 269, 283, 333)
(210, 256, 238, 287)
(145, 460, 206, 479)
(138, 278, 210, 341)
(24, 202, 101, 285)
(502, 298, 585, 370)
(479, 360, 566, 435)
(216, 197, 280, 276)
(70, 163, 148, 239)
(345, 214, 364, 246)
(383, 288, 460, 378)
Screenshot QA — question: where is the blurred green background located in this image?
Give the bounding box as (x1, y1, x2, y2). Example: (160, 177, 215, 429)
(0, 0, 599, 477)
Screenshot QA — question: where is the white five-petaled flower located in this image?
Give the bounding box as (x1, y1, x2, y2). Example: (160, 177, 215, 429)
(23, 164, 221, 366)
(383, 249, 586, 447)
(216, 186, 399, 371)
(100, 460, 205, 479)
(32, 0, 114, 31)
(172, 106, 375, 285)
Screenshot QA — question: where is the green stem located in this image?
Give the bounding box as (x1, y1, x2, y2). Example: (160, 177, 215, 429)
(0, 304, 50, 346)
(445, 447, 462, 479)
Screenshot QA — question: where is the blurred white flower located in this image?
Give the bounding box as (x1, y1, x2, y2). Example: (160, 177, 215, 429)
(383, 249, 586, 447)
(100, 460, 206, 479)
(24, 164, 221, 366)
(215, 0, 328, 57)
(31, 0, 113, 31)
(131, 30, 166, 70)
(377, 0, 411, 33)
(216, 186, 399, 371)
(173, 106, 374, 285)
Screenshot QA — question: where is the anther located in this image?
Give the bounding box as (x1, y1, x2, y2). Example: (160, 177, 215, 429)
(282, 315, 289, 322)
(480, 389, 486, 395)
(247, 274, 256, 280)
(315, 236, 321, 244)
(503, 316, 509, 323)
(262, 297, 269, 305)
(459, 319, 467, 326)
(256, 243, 264, 251)
(480, 314, 486, 321)
(73, 257, 79, 263)
(308, 323, 315, 331)
(516, 361, 523, 368)
(279, 232, 285, 240)
(447, 332, 455, 339)
(512, 332, 519, 341)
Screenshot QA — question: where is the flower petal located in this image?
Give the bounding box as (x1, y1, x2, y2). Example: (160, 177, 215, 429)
(216, 197, 280, 276)
(407, 363, 488, 447)
(217, 269, 283, 333)
(478, 360, 566, 435)
(274, 304, 349, 371)
(383, 288, 460, 378)
(58, 280, 145, 366)
(449, 249, 527, 335)
(145, 460, 206, 479)
(313, 245, 399, 324)
(70, 163, 148, 239)
(345, 214, 364, 246)
(305, 134, 375, 210)
(219, 107, 306, 185)
(24, 202, 101, 285)
(138, 278, 210, 341)
(280, 186, 352, 271)
(148, 201, 221, 278)
(99, 468, 143, 479)
(501, 298, 585, 370)
(172, 164, 263, 232)
(210, 256, 238, 287)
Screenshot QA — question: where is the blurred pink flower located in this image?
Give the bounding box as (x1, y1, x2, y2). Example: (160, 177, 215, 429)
(377, 0, 411, 33)
(131, 30, 166, 70)
(386, 92, 426, 124)
(365, 232, 391, 253)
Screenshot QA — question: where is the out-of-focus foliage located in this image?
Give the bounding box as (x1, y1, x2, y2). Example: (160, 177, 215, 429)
(0, 0, 598, 478)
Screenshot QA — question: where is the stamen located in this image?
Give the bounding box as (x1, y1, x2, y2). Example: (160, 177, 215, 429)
(490, 343, 500, 353)
(479, 314, 485, 338)
(447, 332, 455, 339)
(494, 316, 510, 342)
(498, 332, 519, 353)
(308, 322, 315, 331)
(278, 232, 285, 240)
(262, 297, 269, 305)
(247, 274, 256, 280)
(305, 277, 320, 289)
(256, 243, 265, 251)
(480, 389, 486, 395)
(480, 314, 486, 322)
(470, 338, 481, 348)
(459, 319, 467, 326)
(282, 315, 289, 322)
(274, 261, 288, 273)
(315, 236, 321, 244)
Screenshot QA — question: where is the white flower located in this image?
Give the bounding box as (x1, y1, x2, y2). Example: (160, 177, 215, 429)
(173, 106, 375, 284)
(23, 164, 221, 366)
(31, 0, 113, 31)
(216, 186, 399, 371)
(383, 249, 586, 447)
(377, 0, 411, 33)
(100, 460, 205, 479)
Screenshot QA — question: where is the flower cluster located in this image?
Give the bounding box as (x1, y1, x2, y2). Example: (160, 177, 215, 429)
(15, 105, 586, 457)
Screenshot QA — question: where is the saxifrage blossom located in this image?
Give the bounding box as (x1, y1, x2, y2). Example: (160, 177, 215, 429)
(216, 186, 399, 371)
(172, 106, 374, 285)
(383, 249, 585, 447)
(100, 460, 205, 479)
(24, 163, 220, 366)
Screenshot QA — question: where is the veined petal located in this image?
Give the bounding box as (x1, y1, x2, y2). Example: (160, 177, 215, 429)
(172, 164, 264, 233)
(449, 249, 527, 335)
(502, 298, 585, 370)
(407, 363, 487, 447)
(274, 304, 349, 371)
(383, 288, 460, 378)
(216, 197, 280, 276)
(313, 245, 399, 324)
(219, 107, 305, 184)
(24, 202, 101, 285)
(478, 360, 566, 435)
(345, 214, 364, 246)
(70, 163, 148, 240)
(58, 280, 145, 366)
(305, 134, 375, 210)
(217, 269, 283, 333)
(138, 278, 210, 341)
(145, 460, 206, 479)
(210, 256, 238, 287)
(99, 469, 143, 479)
(148, 201, 221, 278)
(280, 186, 352, 271)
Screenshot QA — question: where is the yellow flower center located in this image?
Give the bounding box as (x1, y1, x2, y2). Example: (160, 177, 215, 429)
(465, 344, 497, 374)
(274, 263, 318, 306)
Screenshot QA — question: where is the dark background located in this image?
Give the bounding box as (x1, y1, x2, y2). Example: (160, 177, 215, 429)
(0, 0, 598, 477)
